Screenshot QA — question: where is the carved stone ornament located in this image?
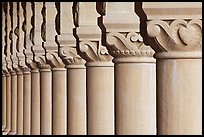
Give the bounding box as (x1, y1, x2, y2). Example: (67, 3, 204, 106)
(79, 41, 112, 62)
(106, 32, 155, 58)
(147, 19, 202, 59)
(59, 44, 85, 65)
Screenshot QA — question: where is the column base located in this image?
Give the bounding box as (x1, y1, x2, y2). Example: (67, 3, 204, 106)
(2, 126, 6, 131)
(2, 131, 8, 135)
(3, 128, 10, 135)
(8, 131, 16, 135)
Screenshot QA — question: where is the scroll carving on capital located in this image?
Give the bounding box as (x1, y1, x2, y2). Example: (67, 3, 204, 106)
(59, 46, 85, 65)
(147, 19, 202, 53)
(79, 41, 112, 62)
(106, 32, 154, 58)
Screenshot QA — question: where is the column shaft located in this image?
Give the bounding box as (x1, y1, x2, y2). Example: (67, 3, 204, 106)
(52, 68, 67, 135)
(40, 69, 52, 135)
(67, 66, 86, 135)
(16, 73, 24, 135)
(4, 75, 11, 134)
(23, 72, 31, 135)
(157, 59, 202, 135)
(2, 75, 7, 131)
(87, 64, 114, 135)
(31, 70, 40, 135)
(8, 73, 17, 135)
(115, 62, 156, 135)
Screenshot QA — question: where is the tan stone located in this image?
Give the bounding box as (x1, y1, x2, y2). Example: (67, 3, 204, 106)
(16, 72, 23, 135)
(67, 65, 86, 135)
(103, 2, 156, 135)
(142, 2, 202, 135)
(76, 2, 114, 135)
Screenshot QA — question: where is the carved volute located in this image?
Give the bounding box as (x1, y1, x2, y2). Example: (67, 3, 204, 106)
(75, 2, 112, 63)
(142, 2, 202, 59)
(102, 2, 155, 63)
(57, 2, 85, 66)
(43, 2, 65, 68)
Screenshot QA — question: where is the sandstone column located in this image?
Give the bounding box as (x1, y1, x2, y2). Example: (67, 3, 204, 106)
(75, 2, 114, 135)
(32, 2, 52, 135)
(44, 2, 67, 135)
(16, 3, 32, 135)
(16, 71, 23, 135)
(24, 2, 41, 135)
(9, 11, 19, 132)
(2, 4, 7, 132)
(142, 2, 202, 135)
(57, 2, 86, 135)
(102, 2, 156, 135)
(3, 3, 13, 134)
(8, 3, 24, 135)
(8, 3, 19, 135)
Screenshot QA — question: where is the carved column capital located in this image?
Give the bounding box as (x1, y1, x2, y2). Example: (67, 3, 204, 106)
(75, 2, 112, 64)
(6, 2, 14, 73)
(16, 2, 31, 74)
(33, 2, 51, 70)
(103, 2, 155, 63)
(58, 35, 86, 66)
(43, 2, 65, 68)
(57, 3, 85, 67)
(2, 3, 9, 75)
(142, 2, 202, 59)
(23, 2, 38, 71)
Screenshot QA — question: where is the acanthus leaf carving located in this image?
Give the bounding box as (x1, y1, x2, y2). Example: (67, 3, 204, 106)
(147, 19, 202, 53)
(46, 52, 65, 68)
(34, 56, 51, 69)
(79, 41, 112, 62)
(59, 46, 85, 65)
(106, 32, 154, 58)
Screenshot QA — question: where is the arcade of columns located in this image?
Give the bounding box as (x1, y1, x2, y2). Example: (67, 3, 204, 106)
(1, 2, 202, 135)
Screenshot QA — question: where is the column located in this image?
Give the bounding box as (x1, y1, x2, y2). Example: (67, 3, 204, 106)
(8, 72, 17, 135)
(16, 71, 23, 135)
(24, 2, 40, 135)
(2, 3, 7, 132)
(4, 2, 13, 134)
(16, 2, 32, 135)
(8, 2, 19, 135)
(32, 2, 52, 135)
(102, 2, 156, 135)
(142, 2, 202, 135)
(44, 2, 66, 135)
(57, 2, 86, 135)
(75, 2, 114, 135)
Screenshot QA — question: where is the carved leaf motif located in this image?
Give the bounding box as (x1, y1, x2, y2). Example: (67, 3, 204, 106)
(59, 47, 85, 65)
(46, 52, 65, 68)
(106, 32, 153, 57)
(79, 41, 112, 62)
(147, 19, 202, 52)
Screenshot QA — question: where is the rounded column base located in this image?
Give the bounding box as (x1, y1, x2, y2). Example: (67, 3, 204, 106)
(8, 131, 16, 135)
(3, 128, 11, 135)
